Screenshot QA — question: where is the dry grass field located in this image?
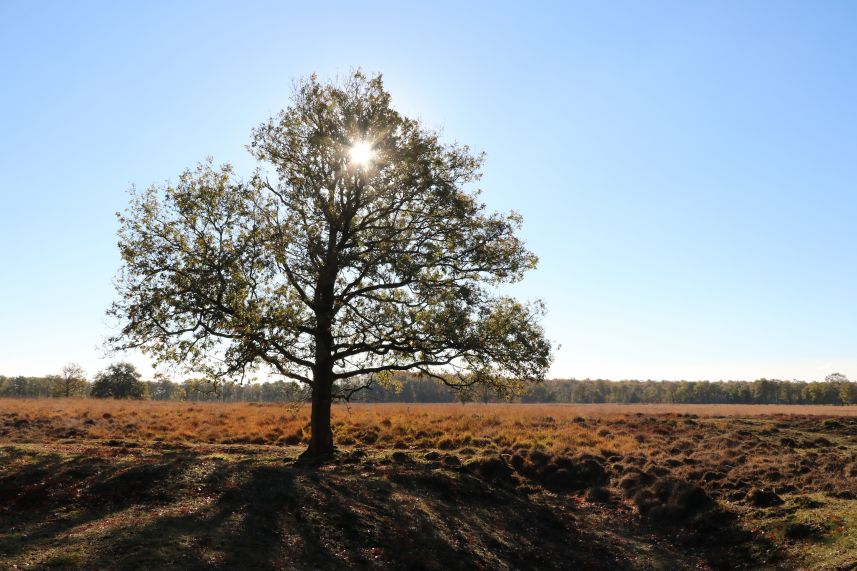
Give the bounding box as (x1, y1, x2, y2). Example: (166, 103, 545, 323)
(2, 399, 857, 570)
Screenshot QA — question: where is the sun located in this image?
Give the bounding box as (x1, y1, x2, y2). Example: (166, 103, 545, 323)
(349, 141, 374, 166)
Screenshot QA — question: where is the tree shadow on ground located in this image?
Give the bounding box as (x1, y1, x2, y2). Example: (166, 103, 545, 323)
(0, 446, 199, 562)
(0, 445, 770, 570)
(80, 458, 617, 570)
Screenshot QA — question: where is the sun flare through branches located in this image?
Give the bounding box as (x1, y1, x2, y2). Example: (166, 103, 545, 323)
(348, 140, 374, 166)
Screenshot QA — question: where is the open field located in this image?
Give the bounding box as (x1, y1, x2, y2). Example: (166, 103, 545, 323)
(2, 399, 857, 569)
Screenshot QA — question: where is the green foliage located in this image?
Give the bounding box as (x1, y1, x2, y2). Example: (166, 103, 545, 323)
(518, 377, 857, 405)
(110, 71, 551, 400)
(0, 375, 58, 398)
(90, 362, 146, 400)
(2, 372, 857, 405)
(52, 363, 87, 398)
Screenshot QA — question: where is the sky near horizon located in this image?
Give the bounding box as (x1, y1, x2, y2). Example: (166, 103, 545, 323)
(1, 1, 856, 382)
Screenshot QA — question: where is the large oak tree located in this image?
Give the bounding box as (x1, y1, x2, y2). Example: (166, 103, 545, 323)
(110, 72, 551, 459)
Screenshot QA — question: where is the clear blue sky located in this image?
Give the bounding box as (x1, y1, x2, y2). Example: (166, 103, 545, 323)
(2, 1, 856, 381)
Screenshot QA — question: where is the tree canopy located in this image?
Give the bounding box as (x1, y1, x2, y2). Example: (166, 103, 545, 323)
(110, 71, 551, 457)
(53, 363, 87, 398)
(90, 362, 145, 400)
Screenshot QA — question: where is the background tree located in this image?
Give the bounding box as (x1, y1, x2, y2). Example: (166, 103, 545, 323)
(52, 363, 87, 398)
(110, 71, 552, 459)
(827, 373, 856, 405)
(91, 362, 146, 400)
(840, 381, 857, 406)
(149, 373, 178, 400)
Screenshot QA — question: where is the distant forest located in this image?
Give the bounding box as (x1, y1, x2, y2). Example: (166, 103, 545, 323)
(1, 372, 856, 405)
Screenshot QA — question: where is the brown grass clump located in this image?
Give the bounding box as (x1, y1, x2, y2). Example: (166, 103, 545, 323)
(629, 478, 715, 523)
(508, 450, 609, 492)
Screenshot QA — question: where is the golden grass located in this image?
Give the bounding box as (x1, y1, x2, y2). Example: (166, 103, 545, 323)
(3, 399, 857, 456)
(0, 399, 632, 454)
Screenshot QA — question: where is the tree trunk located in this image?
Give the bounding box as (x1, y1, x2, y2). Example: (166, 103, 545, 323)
(302, 297, 336, 461)
(302, 233, 339, 462)
(303, 380, 334, 459)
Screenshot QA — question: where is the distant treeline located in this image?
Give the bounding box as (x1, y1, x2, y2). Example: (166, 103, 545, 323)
(355, 375, 857, 405)
(1, 371, 856, 405)
(0, 374, 307, 402)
